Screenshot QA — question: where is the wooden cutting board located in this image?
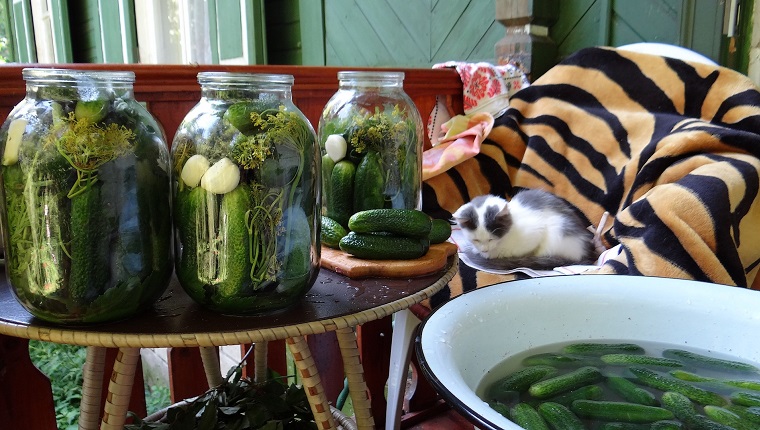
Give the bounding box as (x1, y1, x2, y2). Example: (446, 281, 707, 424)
(320, 242, 458, 279)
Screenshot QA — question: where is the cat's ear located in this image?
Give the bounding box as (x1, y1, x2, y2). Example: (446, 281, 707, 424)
(496, 202, 511, 218)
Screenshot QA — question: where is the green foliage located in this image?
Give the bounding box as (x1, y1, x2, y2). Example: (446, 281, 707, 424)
(126, 364, 317, 430)
(28, 340, 86, 430)
(28, 341, 180, 429)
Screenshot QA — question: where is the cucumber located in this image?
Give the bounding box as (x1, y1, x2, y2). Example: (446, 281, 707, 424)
(661, 391, 735, 430)
(563, 343, 645, 356)
(174, 186, 206, 297)
(606, 376, 659, 406)
(328, 160, 355, 227)
(429, 218, 452, 244)
(348, 208, 432, 238)
(662, 349, 759, 374)
(537, 402, 585, 430)
(510, 403, 550, 430)
(601, 354, 684, 368)
(214, 183, 252, 298)
(704, 405, 754, 430)
(725, 405, 760, 424)
(529, 366, 604, 399)
(598, 423, 650, 430)
(321, 153, 335, 203)
(522, 352, 600, 368)
(730, 391, 760, 407)
(489, 401, 510, 418)
(339, 232, 428, 260)
(570, 400, 674, 423)
(74, 100, 108, 123)
(353, 150, 385, 211)
(723, 379, 760, 392)
(224, 101, 260, 135)
(494, 365, 558, 393)
(670, 370, 713, 383)
(321, 215, 347, 249)
(69, 182, 109, 303)
(548, 385, 604, 407)
(650, 421, 685, 430)
(628, 366, 727, 406)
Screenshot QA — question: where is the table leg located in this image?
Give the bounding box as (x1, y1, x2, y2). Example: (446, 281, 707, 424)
(286, 336, 337, 430)
(335, 326, 375, 430)
(79, 346, 107, 430)
(385, 309, 422, 430)
(100, 348, 140, 430)
(199, 346, 224, 387)
(253, 341, 268, 383)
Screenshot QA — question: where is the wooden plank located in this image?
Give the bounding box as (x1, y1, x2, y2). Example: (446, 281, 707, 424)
(430, 0, 470, 56)
(298, 0, 325, 65)
(356, 0, 427, 65)
(325, 0, 381, 65)
(168, 347, 211, 403)
(612, 0, 681, 45)
(0, 335, 56, 429)
(357, 316, 393, 427)
(432, 0, 497, 62)
(551, 0, 595, 47)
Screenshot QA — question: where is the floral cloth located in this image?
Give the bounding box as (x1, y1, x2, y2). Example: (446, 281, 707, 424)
(423, 61, 528, 180)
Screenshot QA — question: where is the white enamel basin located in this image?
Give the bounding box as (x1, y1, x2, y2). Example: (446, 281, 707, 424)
(415, 275, 760, 430)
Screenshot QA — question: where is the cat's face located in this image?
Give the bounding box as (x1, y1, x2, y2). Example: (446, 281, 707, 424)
(453, 195, 512, 258)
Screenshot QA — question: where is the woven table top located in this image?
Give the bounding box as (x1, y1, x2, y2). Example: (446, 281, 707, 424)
(0, 256, 457, 348)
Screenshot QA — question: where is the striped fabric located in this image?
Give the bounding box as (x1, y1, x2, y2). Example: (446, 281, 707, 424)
(422, 46, 760, 306)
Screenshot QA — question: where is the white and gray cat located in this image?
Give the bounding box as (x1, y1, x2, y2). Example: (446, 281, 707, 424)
(452, 189, 597, 270)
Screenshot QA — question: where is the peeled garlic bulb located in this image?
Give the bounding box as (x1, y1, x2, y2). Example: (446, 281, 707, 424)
(200, 157, 240, 194)
(180, 154, 210, 188)
(2, 118, 27, 166)
(325, 134, 347, 162)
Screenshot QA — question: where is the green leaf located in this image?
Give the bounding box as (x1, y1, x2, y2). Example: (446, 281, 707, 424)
(197, 405, 217, 430)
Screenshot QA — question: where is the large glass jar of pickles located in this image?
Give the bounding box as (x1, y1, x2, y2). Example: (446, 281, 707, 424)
(319, 71, 423, 228)
(171, 72, 319, 315)
(0, 68, 173, 324)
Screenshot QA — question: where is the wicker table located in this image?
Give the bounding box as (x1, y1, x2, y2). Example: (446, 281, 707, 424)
(0, 257, 457, 430)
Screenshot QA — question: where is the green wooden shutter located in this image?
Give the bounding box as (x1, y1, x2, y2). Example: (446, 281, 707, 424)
(43, 0, 72, 62)
(208, 0, 267, 64)
(9, 0, 34, 62)
(98, 0, 137, 63)
(298, 0, 325, 65)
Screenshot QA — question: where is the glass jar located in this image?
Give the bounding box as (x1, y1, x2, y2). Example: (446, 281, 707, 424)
(318, 71, 423, 228)
(0, 68, 173, 324)
(171, 72, 319, 315)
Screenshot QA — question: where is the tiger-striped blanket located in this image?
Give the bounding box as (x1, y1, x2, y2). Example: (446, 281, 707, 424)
(422, 46, 760, 308)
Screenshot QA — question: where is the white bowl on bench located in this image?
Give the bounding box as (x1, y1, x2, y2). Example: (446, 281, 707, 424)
(415, 274, 760, 430)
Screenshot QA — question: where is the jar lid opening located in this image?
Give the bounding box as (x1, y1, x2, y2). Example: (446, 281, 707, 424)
(197, 72, 294, 87)
(22, 68, 135, 84)
(337, 71, 405, 87)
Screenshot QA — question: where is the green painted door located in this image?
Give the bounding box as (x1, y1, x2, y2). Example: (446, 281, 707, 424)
(208, 0, 267, 64)
(323, 0, 503, 67)
(551, 0, 726, 64)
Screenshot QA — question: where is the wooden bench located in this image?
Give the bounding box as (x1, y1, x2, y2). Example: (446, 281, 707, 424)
(0, 63, 463, 428)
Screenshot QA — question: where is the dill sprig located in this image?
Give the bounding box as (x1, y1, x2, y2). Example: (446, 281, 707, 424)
(348, 104, 414, 154)
(50, 111, 134, 197)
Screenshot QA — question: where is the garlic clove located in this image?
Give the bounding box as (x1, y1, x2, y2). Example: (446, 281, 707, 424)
(200, 157, 240, 194)
(180, 154, 211, 188)
(2, 118, 28, 166)
(325, 134, 347, 162)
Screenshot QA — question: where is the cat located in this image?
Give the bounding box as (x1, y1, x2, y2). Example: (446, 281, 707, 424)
(452, 189, 597, 270)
